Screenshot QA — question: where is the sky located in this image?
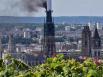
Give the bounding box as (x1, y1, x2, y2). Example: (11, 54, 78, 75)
(0, 0, 103, 16)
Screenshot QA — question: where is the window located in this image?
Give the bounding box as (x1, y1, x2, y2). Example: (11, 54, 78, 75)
(85, 41, 87, 46)
(94, 51, 97, 57)
(98, 51, 100, 57)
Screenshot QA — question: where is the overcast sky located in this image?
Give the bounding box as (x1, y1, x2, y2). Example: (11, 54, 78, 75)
(0, 0, 103, 16)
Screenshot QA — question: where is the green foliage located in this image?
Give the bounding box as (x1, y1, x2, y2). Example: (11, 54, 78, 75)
(0, 54, 103, 77)
(33, 55, 103, 77)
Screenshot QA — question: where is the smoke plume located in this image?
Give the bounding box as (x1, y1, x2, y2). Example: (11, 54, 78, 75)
(0, 0, 47, 16)
(21, 0, 47, 12)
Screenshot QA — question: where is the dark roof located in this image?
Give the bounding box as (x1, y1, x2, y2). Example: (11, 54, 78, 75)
(93, 27, 100, 39)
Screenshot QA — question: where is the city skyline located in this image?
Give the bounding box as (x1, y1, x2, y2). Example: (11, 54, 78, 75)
(0, 0, 103, 16)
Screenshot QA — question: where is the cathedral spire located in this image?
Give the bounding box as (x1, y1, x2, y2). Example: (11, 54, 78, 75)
(92, 25, 101, 58)
(43, 0, 56, 58)
(93, 26, 100, 39)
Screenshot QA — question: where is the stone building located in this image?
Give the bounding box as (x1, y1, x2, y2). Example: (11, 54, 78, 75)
(82, 26, 92, 57)
(82, 25, 101, 58)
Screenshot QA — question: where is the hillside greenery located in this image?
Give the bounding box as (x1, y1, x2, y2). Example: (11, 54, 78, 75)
(0, 54, 103, 77)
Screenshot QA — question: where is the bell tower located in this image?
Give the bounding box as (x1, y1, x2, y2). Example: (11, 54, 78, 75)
(0, 33, 3, 59)
(8, 33, 16, 53)
(82, 26, 92, 57)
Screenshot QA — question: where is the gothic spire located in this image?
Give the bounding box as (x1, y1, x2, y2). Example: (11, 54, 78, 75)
(93, 26, 100, 39)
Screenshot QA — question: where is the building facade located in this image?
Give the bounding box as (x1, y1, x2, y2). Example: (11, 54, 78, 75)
(92, 27, 101, 58)
(82, 26, 92, 57)
(82, 25, 101, 58)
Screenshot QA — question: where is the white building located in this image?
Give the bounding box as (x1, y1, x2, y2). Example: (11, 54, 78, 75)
(23, 28, 31, 39)
(65, 26, 71, 31)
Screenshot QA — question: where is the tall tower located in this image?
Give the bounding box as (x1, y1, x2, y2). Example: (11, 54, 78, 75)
(92, 26, 101, 58)
(43, 0, 56, 57)
(82, 26, 91, 57)
(8, 33, 16, 53)
(0, 33, 3, 58)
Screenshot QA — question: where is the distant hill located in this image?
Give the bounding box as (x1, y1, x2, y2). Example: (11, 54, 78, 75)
(0, 16, 43, 24)
(0, 16, 103, 24)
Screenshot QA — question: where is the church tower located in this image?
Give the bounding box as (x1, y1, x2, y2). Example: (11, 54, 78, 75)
(92, 26, 101, 58)
(82, 26, 92, 57)
(8, 33, 16, 53)
(0, 33, 3, 58)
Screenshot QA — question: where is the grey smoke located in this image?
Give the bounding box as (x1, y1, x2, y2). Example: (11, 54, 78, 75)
(21, 0, 46, 12)
(0, 0, 46, 16)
